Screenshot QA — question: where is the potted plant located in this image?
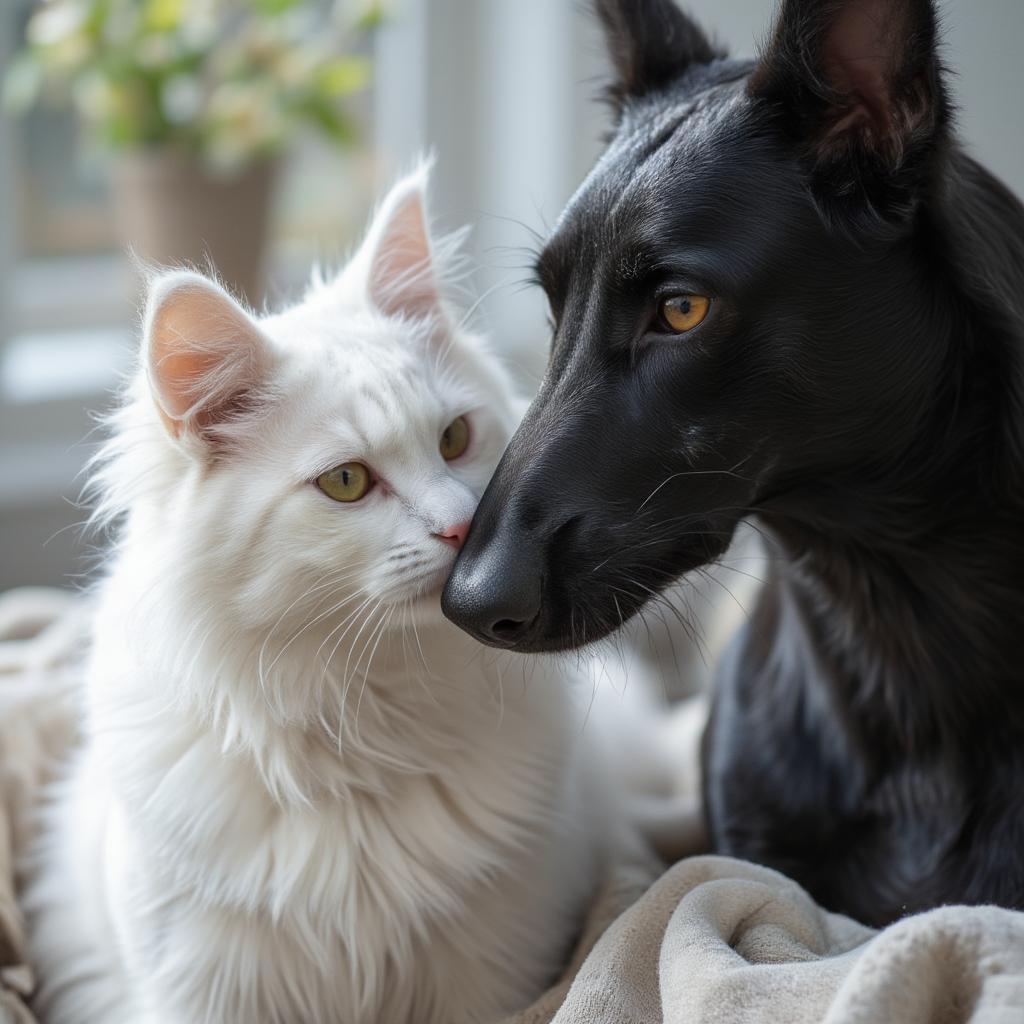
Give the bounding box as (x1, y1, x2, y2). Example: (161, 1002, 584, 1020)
(5, 0, 379, 303)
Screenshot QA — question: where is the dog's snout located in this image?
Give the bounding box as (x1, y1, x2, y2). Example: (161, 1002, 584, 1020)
(442, 537, 542, 648)
(443, 408, 591, 650)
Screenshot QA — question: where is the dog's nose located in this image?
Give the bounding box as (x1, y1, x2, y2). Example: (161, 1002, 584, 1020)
(442, 533, 542, 648)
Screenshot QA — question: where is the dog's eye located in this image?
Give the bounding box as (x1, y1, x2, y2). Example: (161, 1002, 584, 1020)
(317, 462, 372, 502)
(658, 295, 710, 333)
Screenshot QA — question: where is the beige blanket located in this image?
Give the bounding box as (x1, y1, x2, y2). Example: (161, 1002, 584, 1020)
(3, 589, 1023, 1024)
(0, 589, 83, 1024)
(507, 855, 1024, 1023)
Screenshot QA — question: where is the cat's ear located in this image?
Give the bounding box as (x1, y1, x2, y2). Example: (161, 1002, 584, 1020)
(360, 168, 442, 321)
(749, 0, 948, 222)
(142, 271, 273, 443)
(595, 0, 719, 115)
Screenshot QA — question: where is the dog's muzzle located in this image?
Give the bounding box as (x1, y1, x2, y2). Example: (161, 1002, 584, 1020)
(441, 517, 543, 649)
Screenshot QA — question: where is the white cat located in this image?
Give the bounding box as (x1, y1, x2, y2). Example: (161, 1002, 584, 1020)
(24, 170, 645, 1024)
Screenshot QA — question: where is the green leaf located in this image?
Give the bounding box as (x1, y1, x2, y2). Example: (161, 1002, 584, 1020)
(315, 56, 370, 97)
(302, 100, 358, 146)
(142, 0, 186, 32)
(355, 0, 388, 32)
(248, 0, 304, 15)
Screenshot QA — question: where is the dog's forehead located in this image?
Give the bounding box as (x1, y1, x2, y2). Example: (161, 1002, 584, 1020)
(541, 73, 769, 286)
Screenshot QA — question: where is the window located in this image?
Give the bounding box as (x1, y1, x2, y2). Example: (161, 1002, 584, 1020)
(0, 0, 606, 589)
(0, 0, 382, 587)
(2, 0, 380, 393)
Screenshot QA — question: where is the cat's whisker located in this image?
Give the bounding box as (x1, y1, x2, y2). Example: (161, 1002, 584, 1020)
(398, 602, 414, 700)
(339, 599, 383, 692)
(313, 593, 374, 670)
(352, 605, 397, 744)
(263, 579, 363, 681)
(336, 598, 384, 741)
(408, 606, 434, 681)
(399, 603, 439, 707)
(257, 568, 356, 693)
(317, 595, 380, 736)
(400, 604, 429, 705)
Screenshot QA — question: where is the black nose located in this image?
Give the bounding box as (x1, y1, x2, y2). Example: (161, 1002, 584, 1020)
(442, 534, 542, 648)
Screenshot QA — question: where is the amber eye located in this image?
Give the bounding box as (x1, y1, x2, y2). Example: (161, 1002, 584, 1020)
(440, 416, 470, 461)
(658, 294, 711, 333)
(317, 462, 372, 502)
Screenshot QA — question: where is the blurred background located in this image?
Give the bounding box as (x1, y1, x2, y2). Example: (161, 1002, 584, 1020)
(0, 0, 1022, 592)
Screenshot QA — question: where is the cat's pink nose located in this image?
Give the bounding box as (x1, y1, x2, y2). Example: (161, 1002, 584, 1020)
(434, 521, 471, 550)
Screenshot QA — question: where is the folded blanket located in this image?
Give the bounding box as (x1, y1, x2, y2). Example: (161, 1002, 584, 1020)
(508, 855, 1024, 1023)
(3, 589, 1024, 1024)
(0, 589, 85, 1024)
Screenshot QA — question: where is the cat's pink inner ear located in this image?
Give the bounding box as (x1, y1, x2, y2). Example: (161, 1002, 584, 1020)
(369, 187, 441, 320)
(145, 276, 268, 440)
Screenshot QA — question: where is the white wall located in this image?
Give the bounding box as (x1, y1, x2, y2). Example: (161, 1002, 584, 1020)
(943, 0, 1024, 195)
(376, 0, 609, 384)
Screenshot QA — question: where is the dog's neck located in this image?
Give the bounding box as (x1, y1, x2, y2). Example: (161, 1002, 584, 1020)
(758, 380, 1024, 755)
(749, 151, 1024, 756)
(759, 502, 1024, 752)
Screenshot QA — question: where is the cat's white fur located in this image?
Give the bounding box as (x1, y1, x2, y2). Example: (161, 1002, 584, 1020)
(25, 170, 643, 1024)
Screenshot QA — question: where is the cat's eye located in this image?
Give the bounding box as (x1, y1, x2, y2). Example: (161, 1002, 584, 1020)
(658, 294, 710, 334)
(317, 462, 372, 503)
(440, 416, 470, 461)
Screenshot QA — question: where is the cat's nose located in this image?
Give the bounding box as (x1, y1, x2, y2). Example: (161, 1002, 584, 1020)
(433, 520, 471, 550)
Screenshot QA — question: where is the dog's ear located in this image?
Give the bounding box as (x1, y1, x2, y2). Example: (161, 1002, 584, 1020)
(750, 0, 948, 223)
(595, 0, 719, 112)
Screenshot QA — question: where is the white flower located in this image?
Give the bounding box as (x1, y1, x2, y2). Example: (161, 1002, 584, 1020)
(161, 74, 204, 125)
(26, 1, 87, 48)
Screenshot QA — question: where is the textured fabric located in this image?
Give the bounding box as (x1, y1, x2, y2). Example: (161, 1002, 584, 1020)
(0, 589, 85, 1024)
(3, 589, 1024, 1024)
(508, 855, 1024, 1024)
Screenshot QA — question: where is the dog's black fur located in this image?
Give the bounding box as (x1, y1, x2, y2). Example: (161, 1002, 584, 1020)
(442, 0, 1024, 926)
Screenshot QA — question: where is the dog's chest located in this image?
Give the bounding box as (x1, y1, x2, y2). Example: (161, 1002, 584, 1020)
(703, 620, 973, 926)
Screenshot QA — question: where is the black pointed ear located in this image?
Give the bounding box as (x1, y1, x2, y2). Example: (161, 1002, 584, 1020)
(750, 0, 949, 223)
(595, 0, 720, 112)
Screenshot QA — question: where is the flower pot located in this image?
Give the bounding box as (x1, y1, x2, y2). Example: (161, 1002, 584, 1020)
(112, 150, 278, 306)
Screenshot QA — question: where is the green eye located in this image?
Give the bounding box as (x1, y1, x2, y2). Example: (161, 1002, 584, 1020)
(317, 462, 372, 503)
(440, 416, 470, 461)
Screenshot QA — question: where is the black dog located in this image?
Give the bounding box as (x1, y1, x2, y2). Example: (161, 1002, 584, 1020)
(442, 0, 1024, 927)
